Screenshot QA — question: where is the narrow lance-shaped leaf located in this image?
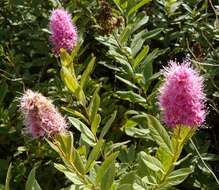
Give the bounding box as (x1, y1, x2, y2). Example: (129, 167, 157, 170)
(164, 168, 193, 187)
(146, 114, 173, 155)
(115, 91, 146, 104)
(25, 167, 42, 190)
(5, 163, 12, 190)
(60, 48, 73, 67)
(101, 160, 116, 190)
(85, 139, 105, 172)
(69, 117, 96, 146)
(99, 111, 117, 139)
(132, 15, 149, 34)
(91, 114, 101, 135)
(96, 151, 119, 184)
(127, 0, 152, 16)
(88, 87, 100, 124)
(54, 163, 83, 185)
(60, 67, 86, 106)
(73, 148, 86, 175)
(80, 54, 96, 90)
(115, 75, 139, 90)
(134, 45, 149, 69)
(61, 107, 89, 124)
(56, 132, 74, 161)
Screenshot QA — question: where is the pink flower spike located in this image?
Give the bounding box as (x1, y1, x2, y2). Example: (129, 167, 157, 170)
(158, 60, 206, 128)
(49, 8, 77, 55)
(20, 89, 67, 138)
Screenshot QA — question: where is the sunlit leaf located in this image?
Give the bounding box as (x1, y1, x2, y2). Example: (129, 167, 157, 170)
(5, 163, 12, 190)
(127, 0, 152, 16)
(25, 167, 42, 190)
(85, 139, 105, 173)
(146, 114, 173, 155)
(139, 151, 164, 173)
(69, 117, 96, 146)
(96, 152, 119, 184)
(164, 168, 193, 187)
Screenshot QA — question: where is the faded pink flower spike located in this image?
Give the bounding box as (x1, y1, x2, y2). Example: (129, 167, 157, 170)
(20, 90, 67, 138)
(49, 8, 77, 55)
(158, 60, 206, 128)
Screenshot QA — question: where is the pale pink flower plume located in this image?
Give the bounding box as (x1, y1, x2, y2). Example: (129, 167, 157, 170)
(158, 60, 206, 128)
(20, 89, 67, 138)
(49, 8, 77, 55)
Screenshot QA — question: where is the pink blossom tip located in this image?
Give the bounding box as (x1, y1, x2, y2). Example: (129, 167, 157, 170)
(19, 89, 67, 138)
(158, 60, 206, 128)
(49, 8, 77, 55)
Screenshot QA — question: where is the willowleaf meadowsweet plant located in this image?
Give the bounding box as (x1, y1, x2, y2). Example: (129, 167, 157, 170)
(2, 1, 219, 190)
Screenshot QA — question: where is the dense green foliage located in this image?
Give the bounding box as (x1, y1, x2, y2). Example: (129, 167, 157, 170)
(0, 0, 219, 189)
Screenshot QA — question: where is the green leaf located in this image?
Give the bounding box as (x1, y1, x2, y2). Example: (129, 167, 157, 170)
(91, 114, 101, 135)
(117, 184, 133, 190)
(0, 82, 8, 105)
(119, 171, 136, 186)
(56, 132, 74, 161)
(46, 139, 60, 154)
(99, 111, 117, 139)
(80, 54, 96, 90)
(85, 139, 105, 173)
(100, 161, 115, 190)
(143, 61, 153, 82)
(96, 152, 119, 184)
(124, 127, 150, 139)
(132, 15, 149, 33)
(146, 114, 173, 155)
(60, 66, 78, 92)
(73, 149, 86, 175)
(139, 48, 168, 73)
(25, 167, 42, 190)
(119, 25, 132, 46)
(60, 49, 72, 67)
(69, 117, 96, 146)
(61, 67, 86, 106)
(115, 75, 139, 90)
(165, 168, 193, 187)
(134, 45, 149, 69)
(142, 28, 163, 41)
(131, 29, 163, 56)
(54, 163, 83, 185)
(71, 38, 84, 61)
(127, 0, 152, 16)
(139, 152, 164, 173)
(133, 176, 148, 190)
(5, 163, 12, 190)
(106, 140, 130, 155)
(61, 107, 89, 124)
(114, 91, 146, 104)
(143, 60, 153, 92)
(88, 87, 100, 124)
(98, 61, 121, 72)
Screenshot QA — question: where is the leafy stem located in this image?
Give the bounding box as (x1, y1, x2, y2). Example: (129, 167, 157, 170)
(155, 126, 195, 189)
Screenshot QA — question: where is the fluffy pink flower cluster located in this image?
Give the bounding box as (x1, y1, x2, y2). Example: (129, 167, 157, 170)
(158, 60, 206, 128)
(20, 90, 67, 138)
(49, 8, 77, 55)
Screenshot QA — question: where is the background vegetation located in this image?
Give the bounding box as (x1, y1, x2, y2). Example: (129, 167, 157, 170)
(0, 0, 219, 189)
